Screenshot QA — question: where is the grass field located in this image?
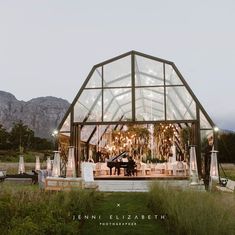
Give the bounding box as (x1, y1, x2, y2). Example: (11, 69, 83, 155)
(0, 151, 50, 163)
(220, 163, 235, 181)
(0, 183, 167, 235)
(0, 183, 98, 235)
(1, 162, 235, 234)
(1, 182, 235, 235)
(149, 183, 235, 235)
(81, 192, 167, 235)
(1, 179, 235, 235)
(0, 162, 46, 174)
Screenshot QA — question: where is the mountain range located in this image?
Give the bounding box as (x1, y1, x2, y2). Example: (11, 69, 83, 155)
(0, 91, 70, 139)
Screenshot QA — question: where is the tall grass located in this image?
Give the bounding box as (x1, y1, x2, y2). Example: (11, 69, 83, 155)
(148, 183, 235, 235)
(0, 184, 100, 235)
(0, 162, 47, 174)
(220, 163, 235, 181)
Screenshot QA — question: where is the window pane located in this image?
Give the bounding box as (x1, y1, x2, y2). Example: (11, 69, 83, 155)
(85, 67, 102, 88)
(81, 125, 96, 142)
(74, 89, 102, 122)
(90, 125, 107, 145)
(165, 64, 183, 85)
(135, 87, 164, 121)
(200, 110, 212, 129)
(166, 87, 196, 120)
(135, 55, 164, 86)
(103, 88, 132, 121)
(103, 56, 131, 87)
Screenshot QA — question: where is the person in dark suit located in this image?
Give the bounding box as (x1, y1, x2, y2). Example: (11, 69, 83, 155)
(126, 157, 136, 176)
(204, 137, 213, 190)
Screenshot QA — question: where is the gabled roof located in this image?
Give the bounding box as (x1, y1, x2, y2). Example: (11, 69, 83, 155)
(58, 50, 214, 144)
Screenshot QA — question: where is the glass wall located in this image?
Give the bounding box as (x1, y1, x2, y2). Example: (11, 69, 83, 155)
(135, 87, 164, 121)
(166, 87, 196, 120)
(60, 52, 213, 152)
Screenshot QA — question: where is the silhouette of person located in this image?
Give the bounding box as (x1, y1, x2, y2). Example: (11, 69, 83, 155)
(127, 156, 136, 176)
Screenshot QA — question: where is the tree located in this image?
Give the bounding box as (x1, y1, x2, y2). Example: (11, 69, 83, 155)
(32, 137, 53, 150)
(9, 121, 34, 152)
(218, 133, 235, 163)
(0, 124, 10, 149)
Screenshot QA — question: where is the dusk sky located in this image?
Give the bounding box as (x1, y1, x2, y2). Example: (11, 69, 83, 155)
(0, 1, 235, 130)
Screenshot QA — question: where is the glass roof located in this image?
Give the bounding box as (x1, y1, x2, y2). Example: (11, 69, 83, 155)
(135, 55, 164, 86)
(73, 53, 198, 123)
(59, 51, 214, 143)
(104, 55, 131, 87)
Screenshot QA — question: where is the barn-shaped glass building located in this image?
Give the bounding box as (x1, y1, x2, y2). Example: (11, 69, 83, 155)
(58, 51, 217, 178)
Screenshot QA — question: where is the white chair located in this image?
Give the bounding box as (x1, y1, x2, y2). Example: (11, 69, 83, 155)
(165, 162, 173, 175)
(140, 162, 151, 175)
(155, 163, 165, 174)
(172, 162, 186, 176)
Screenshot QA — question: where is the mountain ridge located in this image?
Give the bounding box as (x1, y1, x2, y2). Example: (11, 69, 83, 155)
(0, 90, 70, 138)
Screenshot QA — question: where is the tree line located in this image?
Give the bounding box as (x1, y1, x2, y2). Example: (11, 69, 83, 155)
(0, 121, 53, 151)
(0, 120, 234, 163)
(218, 132, 235, 163)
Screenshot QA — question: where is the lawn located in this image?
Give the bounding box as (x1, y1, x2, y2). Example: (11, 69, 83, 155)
(148, 183, 235, 235)
(0, 183, 167, 235)
(1, 163, 235, 235)
(0, 162, 46, 174)
(81, 192, 167, 235)
(220, 163, 235, 181)
(1, 181, 235, 235)
(0, 183, 98, 235)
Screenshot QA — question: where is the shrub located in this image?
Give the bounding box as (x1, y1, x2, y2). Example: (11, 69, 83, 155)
(148, 183, 235, 235)
(0, 185, 99, 235)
